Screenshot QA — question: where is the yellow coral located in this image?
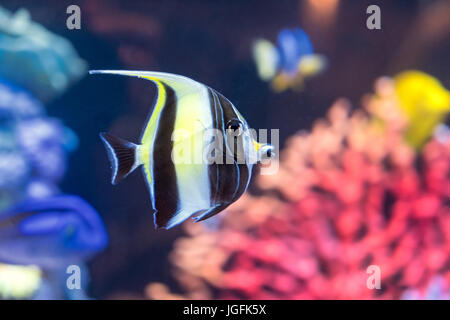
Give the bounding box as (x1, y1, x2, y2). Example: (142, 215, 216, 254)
(0, 264, 42, 299)
(394, 71, 450, 149)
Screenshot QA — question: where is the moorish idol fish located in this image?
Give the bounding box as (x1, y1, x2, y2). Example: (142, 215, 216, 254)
(91, 70, 275, 229)
(252, 28, 327, 92)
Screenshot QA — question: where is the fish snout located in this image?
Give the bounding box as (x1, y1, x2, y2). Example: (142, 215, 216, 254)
(258, 144, 276, 162)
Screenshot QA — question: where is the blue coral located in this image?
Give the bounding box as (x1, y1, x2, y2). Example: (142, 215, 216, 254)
(0, 7, 87, 102)
(0, 78, 74, 206)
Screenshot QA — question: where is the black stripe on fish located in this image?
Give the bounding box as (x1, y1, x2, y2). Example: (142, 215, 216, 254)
(207, 89, 234, 206)
(206, 88, 251, 211)
(214, 90, 252, 203)
(152, 83, 180, 229)
(207, 88, 221, 206)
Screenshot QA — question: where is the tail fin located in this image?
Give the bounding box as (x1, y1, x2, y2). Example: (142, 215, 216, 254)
(100, 133, 141, 185)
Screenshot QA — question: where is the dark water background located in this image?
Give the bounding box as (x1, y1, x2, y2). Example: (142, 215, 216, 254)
(2, 0, 449, 298)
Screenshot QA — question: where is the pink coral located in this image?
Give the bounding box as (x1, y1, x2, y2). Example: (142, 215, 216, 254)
(147, 77, 450, 300)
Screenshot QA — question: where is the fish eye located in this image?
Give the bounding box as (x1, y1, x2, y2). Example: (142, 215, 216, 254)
(259, 145, 275, 161)
(226, 119, 243, 136)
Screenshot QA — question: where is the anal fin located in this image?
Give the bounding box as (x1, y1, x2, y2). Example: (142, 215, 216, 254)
(193, 204, 227, 223)
(156, 206, 209, 230)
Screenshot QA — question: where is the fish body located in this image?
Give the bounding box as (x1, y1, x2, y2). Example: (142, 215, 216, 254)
(252, 28, 326, 92)
(93, 70, 273, 229)
(0, 195, 108, 269)
(277, 28, 314, 75)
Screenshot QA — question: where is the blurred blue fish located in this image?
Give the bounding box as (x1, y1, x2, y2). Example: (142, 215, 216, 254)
(277, 29, 315, 74)
(252, 28, 327, 92)
(0, 195, 108, 270)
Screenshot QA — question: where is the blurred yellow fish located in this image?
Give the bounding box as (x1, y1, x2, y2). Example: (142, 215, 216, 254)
(394, 71, 450, 149)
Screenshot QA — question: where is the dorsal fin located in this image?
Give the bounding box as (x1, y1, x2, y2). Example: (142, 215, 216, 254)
(89, 70, 203, 145)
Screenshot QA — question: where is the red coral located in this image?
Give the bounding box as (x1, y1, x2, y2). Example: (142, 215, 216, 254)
(146, 78, 450, 300)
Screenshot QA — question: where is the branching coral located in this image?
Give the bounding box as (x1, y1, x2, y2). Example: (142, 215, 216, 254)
(146, 76, 450, 300)
(0, 79, 77, 210)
